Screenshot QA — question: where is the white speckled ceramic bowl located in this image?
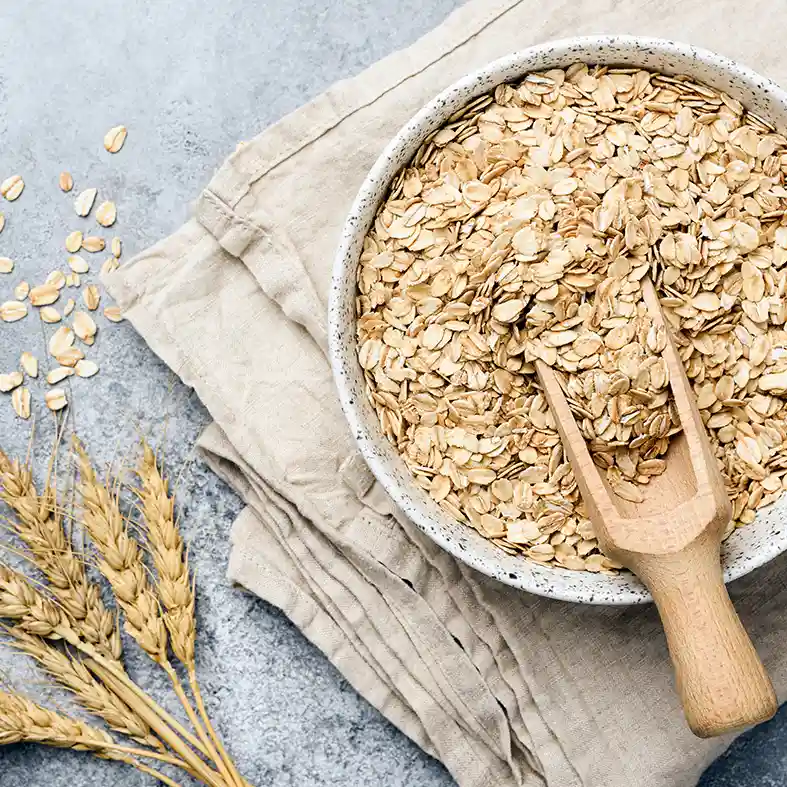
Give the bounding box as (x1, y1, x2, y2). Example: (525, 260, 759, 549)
(329, 36, 787, 604)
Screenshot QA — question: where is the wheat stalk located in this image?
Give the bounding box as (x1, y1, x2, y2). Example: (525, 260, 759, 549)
(86, 657, 226, 787)
(0, 450, 122, 663)
(137, 441, 247, 787)
(0, 689, 185, 787)
(137, 442, 195, 665)
(5, 626, 160, 750)
(74, 441, 237, 786)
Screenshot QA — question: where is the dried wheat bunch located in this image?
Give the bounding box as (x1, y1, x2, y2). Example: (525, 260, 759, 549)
(0, 552, 214, 777)
(0, 441, 247, 787)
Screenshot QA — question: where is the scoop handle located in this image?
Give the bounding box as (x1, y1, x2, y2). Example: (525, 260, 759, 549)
(635, 538, 777, 738)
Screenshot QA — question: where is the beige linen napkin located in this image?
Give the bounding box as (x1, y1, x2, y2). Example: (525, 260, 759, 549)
(105, 1, 787, 785)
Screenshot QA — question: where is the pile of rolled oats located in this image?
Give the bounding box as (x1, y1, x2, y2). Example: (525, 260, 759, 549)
(355, 63, 787, 573)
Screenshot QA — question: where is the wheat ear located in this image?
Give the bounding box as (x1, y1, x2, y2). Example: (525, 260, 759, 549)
(0, 689, 185, 787)
(0, 450, 122, 663)
(0, 561, 69, 638)
(74, 442, 168, 664)
(137, 441, 247, 787)
(5, 626, 160, 750)
(0, 686, 113, 750)
(137, 442, 195, 665)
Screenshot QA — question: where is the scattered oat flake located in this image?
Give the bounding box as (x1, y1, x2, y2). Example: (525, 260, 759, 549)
(46, 270, 66, 290)
(40, 307, 61, 323)
(104, 125, 127, 153)
(73, 310, 97, 342)
(74, 188, 97, 217)
(65, 231, 83, 253)
(0, 371, 23, 392)
(63, 298, 75, 317)
(68, 255, 89, 274)
(45, 388, 68, 412)
(103, 305, 122, 322)
(0, 301, 27, 322)
(59, 171, 74, 192)
(47, 367, 73, 385)
(111, 237, 122, 258)
(30, 285, 59, 307)
(48, 325, 74, 357)
(1, 175, 24, 201)
(75, 359, 98, 378)
(20, 352, 38, 378)
(0, 257, 13, 274)
(101, 257, 119, 275)
(96, 201, 116, 227)
(56, 347, 83, 367)
(14, 281, 29, 301)
(0, 213, 5, 234)
(82, 236, 105, 253)
(12, 387, 31, 419)
(84, 285, 100, 311)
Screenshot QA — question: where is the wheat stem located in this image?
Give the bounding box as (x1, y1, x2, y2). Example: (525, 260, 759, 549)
(115, 758, 185, 787)
(61, 631, 211, 758)
(162, 661, 239, 787)
(189, 669, 251, 787)
(92, 741, 188, 769)
(87, 658, 226, 787)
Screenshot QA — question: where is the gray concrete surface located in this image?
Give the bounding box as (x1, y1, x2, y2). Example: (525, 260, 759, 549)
(0, 2, 783, 786)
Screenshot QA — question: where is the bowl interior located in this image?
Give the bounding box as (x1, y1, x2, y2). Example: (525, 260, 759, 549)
(329, 36, 787, 604)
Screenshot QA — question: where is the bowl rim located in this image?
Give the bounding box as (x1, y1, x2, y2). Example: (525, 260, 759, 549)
(328, 34, 787, 604)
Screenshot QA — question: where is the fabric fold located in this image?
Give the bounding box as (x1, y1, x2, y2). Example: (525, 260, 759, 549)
(104, 1, 787, 785)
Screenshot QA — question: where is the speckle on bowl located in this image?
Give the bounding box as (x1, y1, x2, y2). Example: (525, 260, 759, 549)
(328, 36, 787, 605)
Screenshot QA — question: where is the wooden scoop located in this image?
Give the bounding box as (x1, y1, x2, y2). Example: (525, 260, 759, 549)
(536, 277, 777, 738)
